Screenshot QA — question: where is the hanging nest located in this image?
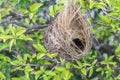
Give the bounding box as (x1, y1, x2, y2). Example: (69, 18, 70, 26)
(44, 2, 92, 61)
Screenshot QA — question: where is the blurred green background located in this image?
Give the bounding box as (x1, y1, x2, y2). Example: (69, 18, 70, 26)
(0, 0, 120, 80)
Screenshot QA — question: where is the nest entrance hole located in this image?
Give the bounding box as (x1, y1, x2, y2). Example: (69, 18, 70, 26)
(72, 38, 84, 50)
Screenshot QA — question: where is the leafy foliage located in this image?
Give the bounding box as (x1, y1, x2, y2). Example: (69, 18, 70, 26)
(0, 0, 120, 80)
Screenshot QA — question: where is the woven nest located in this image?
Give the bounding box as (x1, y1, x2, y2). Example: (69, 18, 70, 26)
(44, 2, 92, 61)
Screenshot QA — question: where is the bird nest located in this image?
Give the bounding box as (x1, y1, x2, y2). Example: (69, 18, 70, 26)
(44, 2, 92, 61)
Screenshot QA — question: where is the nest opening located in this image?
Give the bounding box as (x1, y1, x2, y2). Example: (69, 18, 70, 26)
(72, 38, 84, 50)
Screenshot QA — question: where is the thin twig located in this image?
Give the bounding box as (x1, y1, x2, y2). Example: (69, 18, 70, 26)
(102, 10, 120, 22)
(25, 24, 49, 34)
(93, 21, 111, 27)
(39, 64, 58, 79)
(0, 19, 8, 24)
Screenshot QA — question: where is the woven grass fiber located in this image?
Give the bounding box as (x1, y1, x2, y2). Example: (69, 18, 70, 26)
(44, 2, 92, 61)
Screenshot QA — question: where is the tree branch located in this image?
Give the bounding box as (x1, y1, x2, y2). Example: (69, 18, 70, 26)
(25, 24, 49, 34)
(102, 10, 120, 22)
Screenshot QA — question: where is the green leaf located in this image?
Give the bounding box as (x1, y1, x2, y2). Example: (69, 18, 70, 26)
(73, 64, 80, 69)
(19, 8, 29, 14)
(59, 57, 65, 63)
(37, 53, 45, 59)
(40, 17, 46, 24)
(17, 55, 23, 62)
(30, 3, 42, 12)
(55, 66, 66, 72)
(12, 77, 29, 80)
(66, 62, 71, 69)
(89, 68, 93, 77)
(89, 0, 95, 9)
(92, 60, 97, 65)
(51, 53, 58, 58)
(42, 60, 51, 65)
(45, 70, 56, 76)
(33, 44, 46, 52)
(32, 54, 36, 59)
(95, 2, 105, 9)
(35, 66, 45, 79)
(35, 70, 43, 80)
(10, 60, 21, 66)
(81, 68, 87, 75)
(0, 71, 6, 79)
(29, 13, 34, 19)
(57, 0, 67, 5)
(49, 6, 55, 17)
(96, 67, 102, 72)
(24, 65, 33, 72)
(79, 0, 87, 8)
(0, 43, 9, 51)
(49, 5, 64, 17)
(76, 61, 83, 68)
(108, 55, 114, 61)
(9, 24, 16, 36)
(16, 28, 26, 36)
(0, 8, 5, 12)
(117, 74, 120, 80)
(23, 54, 31, 63)
(0, 26, 4, 33)
(18, 35, 32, 40)
(105, 0, 110, 7)
(115, 44, 120, 54)
(0, 35, 14, 40)
(11, 66, 23, 72)
(9, 39, 16, 51)
(63, 70, 73, 80)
